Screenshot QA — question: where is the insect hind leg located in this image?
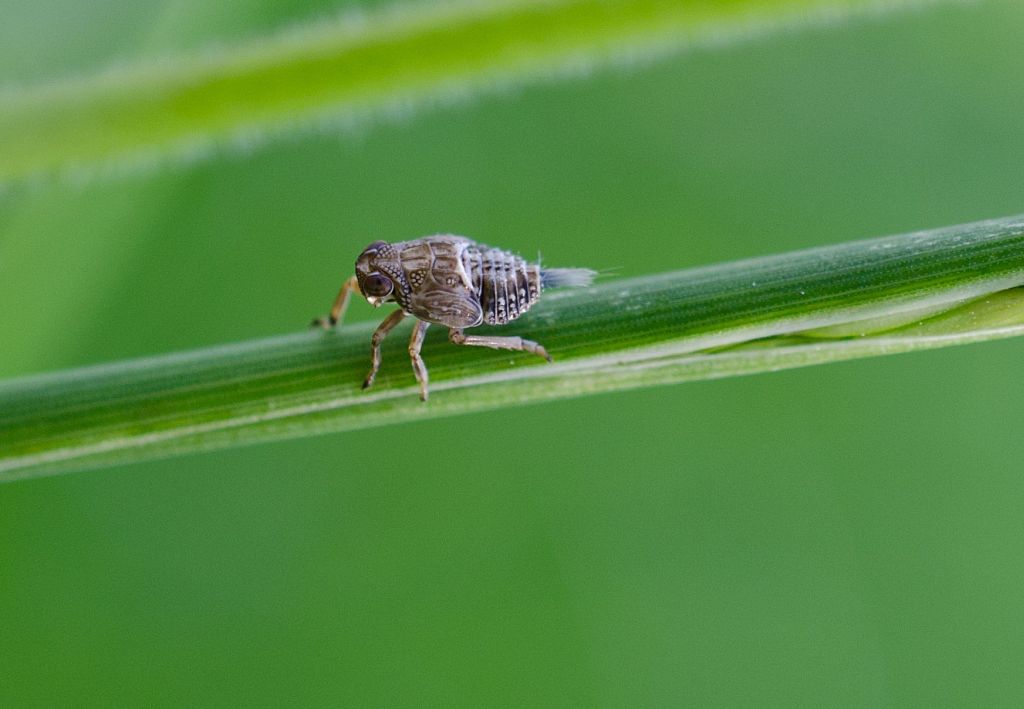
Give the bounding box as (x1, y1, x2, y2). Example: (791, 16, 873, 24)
(448, 328, 552, 363)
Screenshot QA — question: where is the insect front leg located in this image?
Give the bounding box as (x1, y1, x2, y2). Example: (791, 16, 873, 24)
(448, 328, 553, 363)
(408, 320, 431, 402)
(311, 275, 360, 329)
(363, 309, 406, 390)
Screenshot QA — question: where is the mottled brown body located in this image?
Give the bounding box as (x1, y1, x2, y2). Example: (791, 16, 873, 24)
(367, 236, 542, 327)
(313, 234, 595, 401)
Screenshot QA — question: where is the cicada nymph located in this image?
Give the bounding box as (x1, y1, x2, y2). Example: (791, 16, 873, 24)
(313, 235, 595, 401)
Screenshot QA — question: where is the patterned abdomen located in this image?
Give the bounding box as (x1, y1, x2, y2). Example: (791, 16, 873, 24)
(385, 235, 593, 328)
(463, 244, 542, 325)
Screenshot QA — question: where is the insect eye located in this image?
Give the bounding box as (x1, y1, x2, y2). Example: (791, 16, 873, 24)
(362, 273, 394, 298)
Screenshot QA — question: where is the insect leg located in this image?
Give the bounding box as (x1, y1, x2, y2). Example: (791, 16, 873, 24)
(311, 275, 360, 329)
(363, 309, 406, 390)
(448, 328, 553, 363)
(408, 320, 431, 402)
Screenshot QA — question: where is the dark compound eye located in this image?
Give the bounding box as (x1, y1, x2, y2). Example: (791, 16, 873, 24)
(362, 272, 394, 298)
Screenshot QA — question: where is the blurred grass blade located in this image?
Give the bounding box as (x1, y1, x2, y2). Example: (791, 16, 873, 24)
(3, 215, 1024, 482)
(0, 0, 961, 184)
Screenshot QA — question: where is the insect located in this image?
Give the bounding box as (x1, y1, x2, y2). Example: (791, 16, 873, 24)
(312, 235, 596, 401)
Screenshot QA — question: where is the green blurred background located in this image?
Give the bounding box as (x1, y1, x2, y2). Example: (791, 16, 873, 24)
(3, 0, 1024, 705)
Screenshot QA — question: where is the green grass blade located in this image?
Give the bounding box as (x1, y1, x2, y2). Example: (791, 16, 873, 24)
(2, 214, 1024, 482)
(0, 0, 961, 184)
